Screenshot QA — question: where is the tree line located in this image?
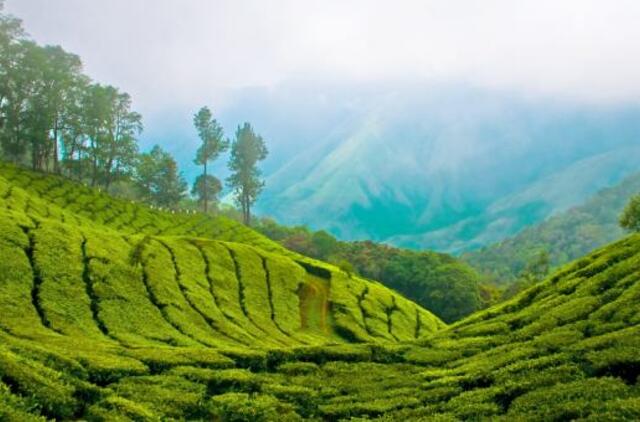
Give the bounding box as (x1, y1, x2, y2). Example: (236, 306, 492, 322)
(0, 3, 267, 222)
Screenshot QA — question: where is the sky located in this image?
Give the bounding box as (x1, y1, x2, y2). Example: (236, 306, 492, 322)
(6, 0, 640, 180)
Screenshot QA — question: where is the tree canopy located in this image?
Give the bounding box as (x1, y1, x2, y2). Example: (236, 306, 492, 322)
(620, 193, 640, 232)
(0, 7, 142, 188)
(227, 123, 268, 225)
(134, 145, 187, 208)
(193, 106, 227, 212)
(191, 174, 222, 208)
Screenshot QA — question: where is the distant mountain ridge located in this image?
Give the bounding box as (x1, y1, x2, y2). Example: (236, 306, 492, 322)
(462, 170, 640, 283)
(253, 85, 640, 252)
(390, 146, 640, 253)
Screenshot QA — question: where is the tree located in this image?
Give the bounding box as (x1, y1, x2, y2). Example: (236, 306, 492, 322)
(191, 174, 222, 210)
(39, 45, 84, 173)
(134, 145, 186, 208)
(0, 1, 24, 141)
(19, 44, 84, 172)
(154, 156, 187, 208)
(522, 250, 550, 282)
(311, 230, 340, 260)
(134, 145, 164, 202)
(226, 122, 268, 225)
(0, 39, 38, 164)
(82, 84, 141, 187)
(0, 2, 144, 185)
(193, 106, 227, 213)
(620, 194, 640, 232)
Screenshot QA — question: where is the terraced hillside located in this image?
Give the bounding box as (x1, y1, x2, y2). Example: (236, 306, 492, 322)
(1, 164, 640, 420)
(0, 164, 442, 348)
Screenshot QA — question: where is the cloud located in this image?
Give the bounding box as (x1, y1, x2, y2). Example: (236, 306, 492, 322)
(7, 0, 640, 117)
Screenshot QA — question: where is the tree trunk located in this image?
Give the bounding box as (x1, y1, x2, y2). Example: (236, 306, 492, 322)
(243, 191, 250, 225)
(77, 144, 83, 181)
(53, 122, 59, 174)
(203, 162, 208, 213)
(31, 139, 37, 170)
(104, 157, 114, 189)
(91, 138, 98, 186)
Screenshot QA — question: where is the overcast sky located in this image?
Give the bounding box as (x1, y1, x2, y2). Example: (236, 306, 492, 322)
(7, 0, 640, 112)
(6, 0, 640, 182)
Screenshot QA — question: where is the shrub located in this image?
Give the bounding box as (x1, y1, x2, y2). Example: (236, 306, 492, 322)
(619, 194, 640, 232)
(209, 392, 301, 421)
(508, 377, 632, 420)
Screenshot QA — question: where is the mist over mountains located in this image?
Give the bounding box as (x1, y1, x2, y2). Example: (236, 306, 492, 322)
(237, 83, 640, 253)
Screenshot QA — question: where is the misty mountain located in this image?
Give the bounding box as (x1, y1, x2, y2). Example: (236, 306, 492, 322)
(462, 169, 640, 283)
(252, 84, 640, 252)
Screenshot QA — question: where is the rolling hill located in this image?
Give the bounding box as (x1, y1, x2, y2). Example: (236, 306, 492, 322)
(463, 171, 640, 284)
(1, 165, 640, 420)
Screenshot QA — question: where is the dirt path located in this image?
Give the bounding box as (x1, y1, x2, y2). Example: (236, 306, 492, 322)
(298, 273, 331, 334)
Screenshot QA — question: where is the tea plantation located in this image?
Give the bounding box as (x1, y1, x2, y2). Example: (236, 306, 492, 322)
(1, 163, 640, 420)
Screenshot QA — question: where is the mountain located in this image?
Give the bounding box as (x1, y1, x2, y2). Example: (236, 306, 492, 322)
(2, 165, 640, 420)
(463, 171, 640, 284)
(391, 147, 640, 253)
(252, 84, 640, 252)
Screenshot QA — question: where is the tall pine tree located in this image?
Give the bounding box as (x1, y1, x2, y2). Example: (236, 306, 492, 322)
(193, 106, 227, 213)
(226, 123, 268, 225)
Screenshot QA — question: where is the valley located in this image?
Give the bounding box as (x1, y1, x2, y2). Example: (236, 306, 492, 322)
(1, 165, 640, 420)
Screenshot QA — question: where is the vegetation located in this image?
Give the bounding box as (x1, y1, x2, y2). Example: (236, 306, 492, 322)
(464, 171, 640, 285)
(254, 219, 484, 323)
(0, 6, 269, 214)
(134, 145, 187, 208)
(193, 106, 228, 213)
(620, 193, 640, 233)
(1, 165, 640, 420)
(0, 2, 142, 185)
(0, 162, 442, 345)
(1, 5, 638, 420)
(227, 123, 268, 225)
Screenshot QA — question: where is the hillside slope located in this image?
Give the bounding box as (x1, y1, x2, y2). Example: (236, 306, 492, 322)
(1, 165, 640, 420)
(0, 164, 443, 349)
(463, 171, 640, 283)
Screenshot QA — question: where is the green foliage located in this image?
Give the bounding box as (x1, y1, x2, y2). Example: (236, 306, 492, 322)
(620, 193, 640, 232)
(0, 5, 144, 187)
(1, 161, 640, 420)
(209, 392, 301, 421)
(192, 106, 227, 213)
(227, 122, 268, 225)
(134, 145, 187, 208)
(464, 172, 640, 285)
(254, 218, 484, 322)
(191, 173, 222, 209)
(193, 106, 227, 167)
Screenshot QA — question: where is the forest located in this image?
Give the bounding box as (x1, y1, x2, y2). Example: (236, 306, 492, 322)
(0, 4, 267, 223)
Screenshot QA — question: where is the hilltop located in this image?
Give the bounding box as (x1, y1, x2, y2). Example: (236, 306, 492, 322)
(1, 165, 639, 420)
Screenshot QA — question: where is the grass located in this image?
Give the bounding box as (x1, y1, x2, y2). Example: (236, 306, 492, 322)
(1, 163, 640, 420)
